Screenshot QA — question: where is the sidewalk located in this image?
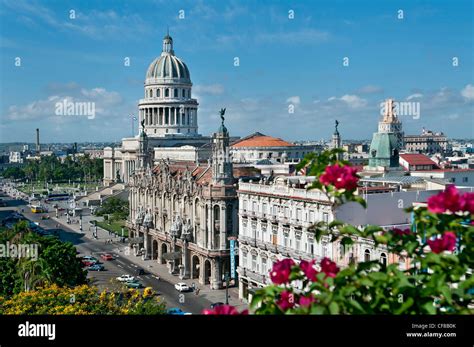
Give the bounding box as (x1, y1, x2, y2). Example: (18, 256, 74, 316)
(53, 210, 248, 311)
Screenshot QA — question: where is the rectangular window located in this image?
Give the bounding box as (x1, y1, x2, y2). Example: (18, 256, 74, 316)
(243, 200, 247, 211)
(309, 210, 315, 222)
(252, 255, 257, 271)
(296, 208, 302, 221)
(323, 212, 329, 223)
(262, 258, 267, 274)
(295, 239, 300, 251)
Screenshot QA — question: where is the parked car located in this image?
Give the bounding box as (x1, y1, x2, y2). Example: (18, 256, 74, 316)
(210, 302, 224, 309)
(116, 275, 135, 282)
(136, 268, 146, 276)
(82, 260, 96, 267)
(174, 283, 190, 292)
(81, 256, 98, 263)
(125, 280, 143, 288)
(86, 264, 104, 271)
(167, 307, 185, 315)
(100, 253, 114, 261)
(167, 307, 191, 315)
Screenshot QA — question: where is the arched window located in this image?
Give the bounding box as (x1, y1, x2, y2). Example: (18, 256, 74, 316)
(213, 205, 220, 232)
(182, 89, 186, 98)
(150, 89, 153, 98)
(174, 88, 178, 98)
(165, 88, 169, 97)
(339, 243, 345, 259)
(364, 249, 371, 262)
(380, 253, 387, 267)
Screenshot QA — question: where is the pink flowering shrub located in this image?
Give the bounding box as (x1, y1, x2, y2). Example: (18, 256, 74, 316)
(247, 149, 474, 315)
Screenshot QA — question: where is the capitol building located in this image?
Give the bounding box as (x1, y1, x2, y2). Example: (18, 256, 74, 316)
(103, 33, 211, 184)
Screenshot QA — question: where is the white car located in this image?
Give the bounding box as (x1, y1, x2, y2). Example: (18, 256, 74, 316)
(174, 283, 190, 292)
(116, 275, 135, 282)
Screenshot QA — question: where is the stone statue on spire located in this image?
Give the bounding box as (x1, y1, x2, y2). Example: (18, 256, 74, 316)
(219, 108, 226, 125)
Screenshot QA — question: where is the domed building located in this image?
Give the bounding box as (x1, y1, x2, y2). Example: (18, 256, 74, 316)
(140, 33, 198, 137)
(103, 33, 211, 184)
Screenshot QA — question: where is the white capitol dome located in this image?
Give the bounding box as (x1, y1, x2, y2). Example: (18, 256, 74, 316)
(145, 34, 191, 84)
(139, 33, 199, 138)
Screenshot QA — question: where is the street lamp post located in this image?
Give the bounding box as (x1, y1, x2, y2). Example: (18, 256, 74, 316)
(79, 214, 83, 232)
(225, 272, 230, 305)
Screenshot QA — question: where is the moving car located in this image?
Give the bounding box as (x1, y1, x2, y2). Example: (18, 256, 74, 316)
(167, 308, 192, 315)
(86, 264, 104, 271)
(174, 283, 190, 292)
(136, 268, 146, 276)
(82, 260, 97, 267)
(100, 253, 114, 261)
(116, 274, 135, 282)
(210, 302, 224, 309)
(125, 280, 143, 288)
(81, 256, 98, 263)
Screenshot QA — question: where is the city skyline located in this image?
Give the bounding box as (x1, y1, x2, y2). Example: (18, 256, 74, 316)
(1, 0, 473, 143)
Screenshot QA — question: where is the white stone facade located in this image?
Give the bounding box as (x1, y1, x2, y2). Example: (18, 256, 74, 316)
(236, 176, 413, 302)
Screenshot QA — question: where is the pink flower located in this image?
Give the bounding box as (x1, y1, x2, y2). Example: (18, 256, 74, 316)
(299, 295, 315, 308)
(428, 185, 463, 214)
(319, 164, 359, 191)
(392, 228, 413, 237)
(427, 231, 457, 254)
(270, 259, 295, 285)
(320, 257, 339, 278)
(277, 290, 295, 311)
(300, 259, 318, 281)
(202, 305, 248, 315)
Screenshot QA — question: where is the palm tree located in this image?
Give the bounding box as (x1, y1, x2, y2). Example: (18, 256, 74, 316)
(18, 258, 52, 292)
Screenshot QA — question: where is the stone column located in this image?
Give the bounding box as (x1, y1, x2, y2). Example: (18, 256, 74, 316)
(180, 241, 190, 279)
(211, 259, 223, 289)
(220, 205, 227, 250)
(208, 204, 213, 249)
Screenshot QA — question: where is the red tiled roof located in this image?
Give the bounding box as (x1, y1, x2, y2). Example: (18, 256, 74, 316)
(399, 154, 437, 166)
(231, 132, 294, 148)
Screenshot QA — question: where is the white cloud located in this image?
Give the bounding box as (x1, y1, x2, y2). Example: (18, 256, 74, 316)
(6, 87, 124, 121)
(461, 84, 474, 101)
(328, 94, 367, 108)
(286, 96, 301, 106)
(406, 93, 423, 100)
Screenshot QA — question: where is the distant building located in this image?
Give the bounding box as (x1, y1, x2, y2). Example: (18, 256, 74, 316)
(404, 128, 449, 155)
(367, 99, 404, 172)
(83, 149, 104, 159)
(411, 169, 474, 187)
(230, 132, 318, 164)
(399, 153, 438, 171)
(8, 152, 24, 164)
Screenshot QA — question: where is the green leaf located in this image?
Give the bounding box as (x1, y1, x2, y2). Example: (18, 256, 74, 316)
(329, 301, 340, 314)
(394, 297, 414, 314)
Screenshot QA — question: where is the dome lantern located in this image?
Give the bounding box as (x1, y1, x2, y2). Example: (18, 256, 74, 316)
(162, 28, 174, 55)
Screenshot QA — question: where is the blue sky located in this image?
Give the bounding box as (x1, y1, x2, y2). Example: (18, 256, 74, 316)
(0, 0, 473, 143)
